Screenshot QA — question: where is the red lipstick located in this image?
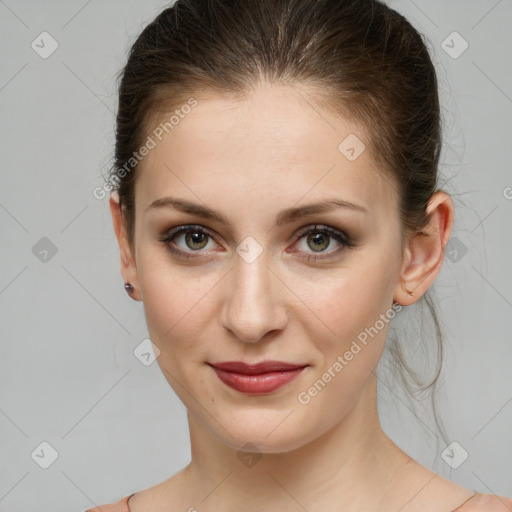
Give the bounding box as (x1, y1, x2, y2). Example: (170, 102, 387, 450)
(208, 361, 307, 394)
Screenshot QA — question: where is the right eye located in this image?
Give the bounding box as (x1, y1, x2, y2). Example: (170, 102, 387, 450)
(160, 224, 219, 259)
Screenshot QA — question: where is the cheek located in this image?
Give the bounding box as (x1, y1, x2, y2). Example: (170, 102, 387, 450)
(136, 248, 217, 354)
(309, 258, 395, 338)
(294, 264, 395, 424)
(137, 258, 219, 410)
(300, 248, 399, 385)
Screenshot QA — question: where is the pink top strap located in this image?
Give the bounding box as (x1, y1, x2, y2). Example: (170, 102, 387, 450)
(84, 493, 134, 512)
(452, 493, 512, 511)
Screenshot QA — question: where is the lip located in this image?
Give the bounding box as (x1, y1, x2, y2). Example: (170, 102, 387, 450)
(208, 360, 308, 394)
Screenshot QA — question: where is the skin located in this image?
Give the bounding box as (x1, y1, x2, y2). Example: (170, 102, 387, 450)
(110, 80, 475, 511)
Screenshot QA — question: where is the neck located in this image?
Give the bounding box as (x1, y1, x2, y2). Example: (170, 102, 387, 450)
(179, 373, 410, 511)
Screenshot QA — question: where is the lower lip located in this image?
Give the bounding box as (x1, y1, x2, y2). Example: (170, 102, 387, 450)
(211, 366, 307, 394)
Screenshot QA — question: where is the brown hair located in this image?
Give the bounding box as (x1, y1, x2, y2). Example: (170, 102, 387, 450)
(110, 0, 448, 444)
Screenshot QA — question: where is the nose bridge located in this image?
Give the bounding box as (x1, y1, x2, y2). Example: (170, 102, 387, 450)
(221, 246, 286, 343)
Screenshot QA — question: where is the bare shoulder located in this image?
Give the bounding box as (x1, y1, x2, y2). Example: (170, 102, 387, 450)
(393, 460, 478, 512)
(127, 467, 189, 512)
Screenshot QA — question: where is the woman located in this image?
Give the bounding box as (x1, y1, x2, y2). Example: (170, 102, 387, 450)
(87, 0, 512, 510)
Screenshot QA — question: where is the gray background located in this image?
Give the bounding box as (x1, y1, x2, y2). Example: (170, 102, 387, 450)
(0, 0, 510, 510)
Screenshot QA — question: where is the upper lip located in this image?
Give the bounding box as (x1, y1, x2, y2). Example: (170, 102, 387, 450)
(208, 361, 308, 375)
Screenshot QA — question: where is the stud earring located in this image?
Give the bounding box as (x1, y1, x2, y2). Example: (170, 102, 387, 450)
(124, 282, 134, 295)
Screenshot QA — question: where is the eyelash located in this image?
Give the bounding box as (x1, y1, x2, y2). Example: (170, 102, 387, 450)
(159, 224, 355, 262)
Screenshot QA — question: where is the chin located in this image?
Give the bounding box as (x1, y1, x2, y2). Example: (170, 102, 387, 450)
(211, 409, 322, 455)
(223, 432, 309, 455)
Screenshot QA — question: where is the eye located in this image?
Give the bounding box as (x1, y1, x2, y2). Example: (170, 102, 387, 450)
(159, 224, 218, 259)
(290, 224, 355, 261)
(159, 223, 355, 261)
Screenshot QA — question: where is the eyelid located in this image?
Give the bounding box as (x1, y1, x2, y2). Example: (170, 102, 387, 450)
(292, 224, 352, 243)
(163, 224, 213, 239)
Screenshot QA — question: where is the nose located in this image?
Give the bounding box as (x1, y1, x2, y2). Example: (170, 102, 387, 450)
(221, 252, 288, 344)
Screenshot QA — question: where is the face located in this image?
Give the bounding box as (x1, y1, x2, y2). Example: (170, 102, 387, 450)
(124, 81, 406, 453)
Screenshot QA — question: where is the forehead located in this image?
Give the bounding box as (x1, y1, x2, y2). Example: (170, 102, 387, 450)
(136, 82, 399, 223)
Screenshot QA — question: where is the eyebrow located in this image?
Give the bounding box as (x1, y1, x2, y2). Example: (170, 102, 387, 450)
(146, 196, 367, 230)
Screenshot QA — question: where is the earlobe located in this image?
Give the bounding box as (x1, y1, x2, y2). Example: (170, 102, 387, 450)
(393, 191, 454, 306)
(109, 192, 142, 301)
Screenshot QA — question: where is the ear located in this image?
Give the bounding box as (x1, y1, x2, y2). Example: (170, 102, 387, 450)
(393, 190, 454, 306)
(109, 191, 142, 301)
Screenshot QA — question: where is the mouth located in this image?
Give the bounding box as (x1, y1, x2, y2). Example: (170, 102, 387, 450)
(207, 360, 308, 394)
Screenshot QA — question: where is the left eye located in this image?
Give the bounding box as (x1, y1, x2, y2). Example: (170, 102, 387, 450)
(290, 225, 354, 260)
(160, 224, 354, 260)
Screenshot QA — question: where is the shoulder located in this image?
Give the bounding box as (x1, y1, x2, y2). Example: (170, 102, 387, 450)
(452, 493, 512, 511)
(84, 493, 133, 512)
(392, 459, 508, 512)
